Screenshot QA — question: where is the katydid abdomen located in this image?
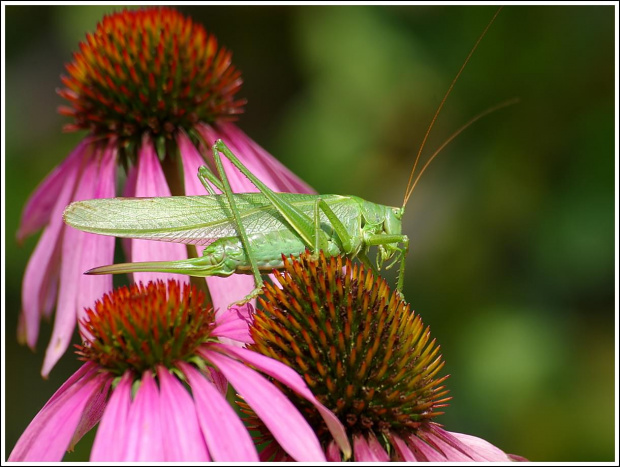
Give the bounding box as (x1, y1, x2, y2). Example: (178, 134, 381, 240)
(85, 223, 346, 277)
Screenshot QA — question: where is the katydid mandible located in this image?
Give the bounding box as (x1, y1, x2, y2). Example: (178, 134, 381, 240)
(63, 10, 510, 305)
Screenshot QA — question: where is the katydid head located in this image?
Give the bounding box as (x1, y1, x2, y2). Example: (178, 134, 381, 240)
(375, 205, 406, 271)
(385, 206, 404, 235)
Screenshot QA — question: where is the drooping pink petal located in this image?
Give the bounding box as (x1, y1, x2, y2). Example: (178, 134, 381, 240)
(42, 151, 102, 377)
(43, 362, 98, 409)
(20, 150, 81, 349)
(203, 122, 315, 194)
(421, 432, 473, 461)
(91, 372, 133, 461)
(121, 164, 137, 259)
(212, 303, 253, 343)
(17, 139, 93, 242)
(406, 433, 447, 461)
(41, 270, 59, 319)
(205, 366, 228, 396)
(207, 275, 258, 321)
(212, 343, 351, 459)
(76, 145, 117, 339)
(366, 433, 390, 461)
(259, 442, 281, 462)
(179, 362, 256, 461)
(69, 375, 113, 450)
(131, 135, 188, 286)
(157, 366, 209, 461)
(8, 368, 109, 461)
(199, 124, 260, 194)
(202, 347, 326, 461)
(123, 370, 164, 461)
(353, 434, 377, 462)
(390, 433, 418, 461)
(448, 431, 515, 462)
(423, 423, 502, 461)
(177, 130, 256, 312)
(325, 440, 343, 461)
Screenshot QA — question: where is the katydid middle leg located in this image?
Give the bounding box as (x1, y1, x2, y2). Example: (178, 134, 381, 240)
(208, 140, 334, 304)
(210, 146, 266, 305)
(213, 140, 332, 252)
(313, 197, 356, 255)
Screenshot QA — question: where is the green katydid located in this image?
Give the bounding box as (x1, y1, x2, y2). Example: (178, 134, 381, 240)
(63, 9, 513, 305)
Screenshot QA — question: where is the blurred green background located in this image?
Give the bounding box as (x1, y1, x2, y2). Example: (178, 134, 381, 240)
(4, 5, 615, 461)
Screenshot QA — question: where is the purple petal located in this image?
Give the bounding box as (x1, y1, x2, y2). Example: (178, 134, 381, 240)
(41, 152, 102, 377)
(131, 135, 189, 286)
(202, 347, 326, 461)
(91, 372, 133, 461)
(178, 362, 257, 461)
(157, 366, 209, 461)
(8, 367, 109, 461)
(177, 129, 259, 310)
(20, 153, 80, 349)
(123, 370, 164, 461)
(212, 303, 253, 343)
(211, 343, 351, 459)
(17, 139, 92, 242)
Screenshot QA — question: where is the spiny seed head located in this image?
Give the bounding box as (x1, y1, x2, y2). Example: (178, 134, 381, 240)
(76, 280, 215, 376)
(249, 251, 450, 448)
(58, 7, 244, 144)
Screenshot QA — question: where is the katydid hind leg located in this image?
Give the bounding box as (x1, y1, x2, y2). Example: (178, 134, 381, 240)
(317, 198, 355, 254)
(197, 165, 224, 194)
(214, 140, 330, 252)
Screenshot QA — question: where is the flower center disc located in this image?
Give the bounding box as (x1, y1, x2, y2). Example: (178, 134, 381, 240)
(77, 280, 215, 376)
(251, 252, 450, 443)
(58, 7, 245, 142)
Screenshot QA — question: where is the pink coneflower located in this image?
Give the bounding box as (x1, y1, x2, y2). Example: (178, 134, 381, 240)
(246, 251, 526, 462)
(9, 280, 350, 461)
(17, 7, 313, 376)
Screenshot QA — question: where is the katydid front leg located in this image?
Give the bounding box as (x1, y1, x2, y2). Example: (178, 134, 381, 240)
(365, 233, 409, 294)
